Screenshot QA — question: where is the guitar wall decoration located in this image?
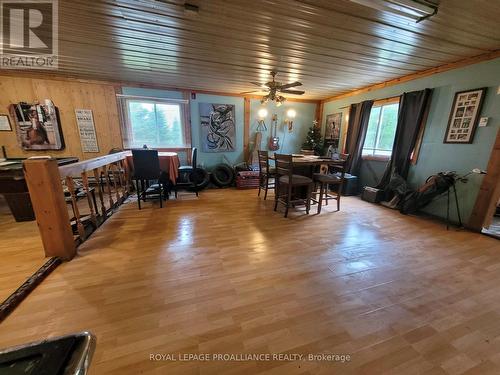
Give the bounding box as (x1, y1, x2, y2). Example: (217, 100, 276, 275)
(268, 114, 280, 151)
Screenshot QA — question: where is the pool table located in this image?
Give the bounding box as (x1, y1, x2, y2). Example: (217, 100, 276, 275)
(0, 157, 78, 222)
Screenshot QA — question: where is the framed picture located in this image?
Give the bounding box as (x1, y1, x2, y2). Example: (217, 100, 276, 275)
(444, 88, 486, 144)
(0, 115, 11, 131)
(75, 109, 99, 153)
(10, 100, 65, 151)
(199, 103, 236, 152)
(325, 113, 342, 140)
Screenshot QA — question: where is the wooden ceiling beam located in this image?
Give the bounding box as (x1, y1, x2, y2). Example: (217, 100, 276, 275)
(322, 50, 500, 103)
(0, 70, 321, 104)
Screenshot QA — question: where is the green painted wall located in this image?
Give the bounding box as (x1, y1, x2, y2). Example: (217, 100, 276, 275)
(122, 87, 318, 169)
(322, 58, 500, 223)
(190, 94, 245, 169)
(249, 99, 317, 157)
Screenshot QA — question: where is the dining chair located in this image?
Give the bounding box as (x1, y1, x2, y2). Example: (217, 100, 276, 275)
(274, 153, 314, 218)
(131, 149, 165, 209)
(175, 147, 199, 197)
(312, 153, 349, 213)
(257, 150, 275, 200)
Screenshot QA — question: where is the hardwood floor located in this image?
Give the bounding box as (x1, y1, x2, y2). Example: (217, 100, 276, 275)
(0, 189, 499, 374)
(0, 196, 47, 302)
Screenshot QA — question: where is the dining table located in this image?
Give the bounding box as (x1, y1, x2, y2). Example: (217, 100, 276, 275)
(125, 151, 180, 184)
(269, 154, 346, 199)
(269, 154, 345, 177)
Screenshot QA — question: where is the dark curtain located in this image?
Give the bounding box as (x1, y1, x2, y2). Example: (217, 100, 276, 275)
(345, 100, 374, 175)
(378, 88, 433, 189)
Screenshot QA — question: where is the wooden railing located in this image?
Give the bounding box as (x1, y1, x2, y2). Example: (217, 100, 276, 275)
(23, 152, 130, 260)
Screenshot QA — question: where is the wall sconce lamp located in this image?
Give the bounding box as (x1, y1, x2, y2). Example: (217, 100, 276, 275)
(257, 108, 268, 131)
(285, 109, 296, 132)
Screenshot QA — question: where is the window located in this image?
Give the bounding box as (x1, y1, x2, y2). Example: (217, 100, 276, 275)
(122, 99, 186, 149)
(362, 102, 399, 158)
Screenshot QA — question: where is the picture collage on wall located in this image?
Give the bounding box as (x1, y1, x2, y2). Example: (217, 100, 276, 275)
(444, 88, 486, 144)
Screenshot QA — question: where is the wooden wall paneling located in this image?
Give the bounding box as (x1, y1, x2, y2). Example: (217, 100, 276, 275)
(182, 91, 192, 151)
(315, 101, 323, 128)
(468, 128, 500, 231)
(0, 77, 37, 159)
(0, 76, 122, 161)
(0, 70, 321, 104)
(90, 83, 121, 156)
(244, 97, 250, 161)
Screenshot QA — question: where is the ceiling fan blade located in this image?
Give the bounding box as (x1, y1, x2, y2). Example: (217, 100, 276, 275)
(279, 81, 302, 89)
(250, 82, 268, 88)
(240, 90, 262, 94)
(280, 89, 305, 95)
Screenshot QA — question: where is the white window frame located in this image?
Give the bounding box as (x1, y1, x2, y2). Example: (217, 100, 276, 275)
(362, 101, 399, 159)
(118, 94, 189, 150)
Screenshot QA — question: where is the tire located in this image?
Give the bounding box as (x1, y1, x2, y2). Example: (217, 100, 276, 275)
(187, 168, 210, 192)
(211, 164, 235, 187)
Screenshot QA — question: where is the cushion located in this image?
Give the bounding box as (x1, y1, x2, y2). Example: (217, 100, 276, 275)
(279, 174, 313, 185)
(263, 166, 276, 175)
(313, 173, 342, 183)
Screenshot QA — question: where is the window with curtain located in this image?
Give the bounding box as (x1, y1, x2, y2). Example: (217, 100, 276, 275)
(362, 102, 399, 158)
(122, 99, 186, 149)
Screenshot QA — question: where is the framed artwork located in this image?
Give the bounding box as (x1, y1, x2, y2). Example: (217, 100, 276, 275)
(199, 103, 236, 152)
(0, 115, 11, 131)
(444, 88, 486, 144)
(10, 100, 65, 150)
(325, 113, 342, 141)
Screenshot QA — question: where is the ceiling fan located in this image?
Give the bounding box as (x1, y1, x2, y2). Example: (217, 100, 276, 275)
(242, 71, 305, 106)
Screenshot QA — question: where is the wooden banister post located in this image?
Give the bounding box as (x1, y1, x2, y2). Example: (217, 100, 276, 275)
(23, 159, 76, 260)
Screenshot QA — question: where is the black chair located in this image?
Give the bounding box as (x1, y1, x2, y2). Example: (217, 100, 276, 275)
(175, 147, 199, 197)
(274, 153, 313, 218)
(131, 149, 166, 209)
(179, 147, 197, 174)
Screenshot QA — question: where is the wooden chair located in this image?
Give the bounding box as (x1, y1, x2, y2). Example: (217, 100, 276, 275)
(312, 153, 349, 213)
(274, 153, 313, 218)
(131, 149, 166, 209)
(257, 150, 275, 200)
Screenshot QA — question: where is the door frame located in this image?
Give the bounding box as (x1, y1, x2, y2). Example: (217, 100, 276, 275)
(467, 128, 500, 231)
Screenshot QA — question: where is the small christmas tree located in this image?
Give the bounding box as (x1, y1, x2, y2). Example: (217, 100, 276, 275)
(302, 120, 324, 155)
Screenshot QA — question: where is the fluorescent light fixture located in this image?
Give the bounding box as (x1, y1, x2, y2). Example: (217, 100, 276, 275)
(349, 0, 438, 22)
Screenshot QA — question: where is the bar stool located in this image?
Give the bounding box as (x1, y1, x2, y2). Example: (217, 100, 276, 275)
(312, 154, 349, 213)
(274, 153, 313, 218)
(257, 150, 275, 200)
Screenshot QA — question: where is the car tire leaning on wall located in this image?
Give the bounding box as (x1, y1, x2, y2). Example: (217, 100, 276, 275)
(186, 168, 210, 192)
(211, 164, 235, 188)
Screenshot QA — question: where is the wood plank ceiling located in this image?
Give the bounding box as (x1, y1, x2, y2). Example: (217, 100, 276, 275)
(40, 0, 500, 99)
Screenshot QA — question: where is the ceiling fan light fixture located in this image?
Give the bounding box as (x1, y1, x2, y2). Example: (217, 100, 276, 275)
(254, 71, 302, 106)
(275, 95, 286, 106)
